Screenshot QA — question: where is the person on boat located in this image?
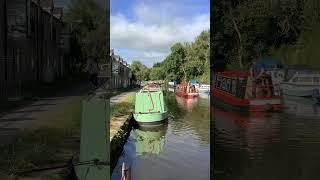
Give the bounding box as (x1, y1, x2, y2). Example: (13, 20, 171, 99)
(256, 73, 273, 98)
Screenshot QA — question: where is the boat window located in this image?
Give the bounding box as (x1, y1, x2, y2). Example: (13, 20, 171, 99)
(292, 77, 298, 82)
(216, 76, 221, 88)
(314, 77, 320, 83)
(221, 78, 226, 90)
(231, 79, 236, 94)
(226, 79, 231, 92)
(299, 77, 313, 82)
(274, 72, 277, 78)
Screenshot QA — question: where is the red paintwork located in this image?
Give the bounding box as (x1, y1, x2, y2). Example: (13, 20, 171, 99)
(216, 70, 249, 78)
(212, 71, 282, 112)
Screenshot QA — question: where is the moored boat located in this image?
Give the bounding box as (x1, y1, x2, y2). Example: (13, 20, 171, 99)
(212, 70, 282, 112)
(280, 70, 320, 97)
(175, 84, 199, 98)
(133, 86, 168, 126)
(198, 84, 210, 94)
(189, 79, 200, 89)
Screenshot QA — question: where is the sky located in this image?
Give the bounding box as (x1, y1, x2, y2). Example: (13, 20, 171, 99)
(111, 0, 210, 67)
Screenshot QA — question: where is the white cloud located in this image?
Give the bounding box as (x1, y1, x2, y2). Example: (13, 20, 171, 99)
(110, 1, 209, 67)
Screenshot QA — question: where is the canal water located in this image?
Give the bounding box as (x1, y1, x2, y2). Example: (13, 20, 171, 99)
(213, 95, 320, 180)
(111, 92, 210, 180)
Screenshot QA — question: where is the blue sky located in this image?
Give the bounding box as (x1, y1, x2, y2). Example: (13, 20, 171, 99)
(111, 0, 210, 67)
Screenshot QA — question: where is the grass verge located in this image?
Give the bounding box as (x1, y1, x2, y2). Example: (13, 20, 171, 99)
(110, 94, 135, 118)
(0, 98, 82, 179)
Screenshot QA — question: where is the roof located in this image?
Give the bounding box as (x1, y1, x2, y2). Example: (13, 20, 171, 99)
(216, 70, 249, 78)
(177, 84, 187, 86)
(189, 80, 199, 84)
(257, 57, 283, 68)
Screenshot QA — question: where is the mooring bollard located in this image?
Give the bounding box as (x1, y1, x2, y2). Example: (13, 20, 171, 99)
(75, 93, 110, 180)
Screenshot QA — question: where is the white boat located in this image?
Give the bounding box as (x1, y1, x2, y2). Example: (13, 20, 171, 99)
(198, 84, 210, 94)
(280, 70, 320, 97)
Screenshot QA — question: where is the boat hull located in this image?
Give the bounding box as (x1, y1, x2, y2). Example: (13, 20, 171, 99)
(212, 90, 282, 112)
(133, 111, 168, 125)
(175, 89, 199, 98)
(280, 83, 320, 97)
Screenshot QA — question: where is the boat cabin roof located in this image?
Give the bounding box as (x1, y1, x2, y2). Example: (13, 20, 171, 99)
(177, 84, 188, 87)
(216, 71, 249, 78)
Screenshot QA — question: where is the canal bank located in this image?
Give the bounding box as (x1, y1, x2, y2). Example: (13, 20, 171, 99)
(111, 92, 210, 180)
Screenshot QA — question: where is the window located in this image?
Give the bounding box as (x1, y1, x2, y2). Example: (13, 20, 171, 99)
(292, 77, 298, 82)
(314, 77, 320, 83)
(232, 79, 236, 94)
(216, 76, 222, 88)
(226, 79, 231, 92)
(221, 78, 226, 90)
(299, 77, 313, 82)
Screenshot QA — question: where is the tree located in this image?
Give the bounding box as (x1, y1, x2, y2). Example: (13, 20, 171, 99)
(131, 60, 150, 81)
(65, 0, 108, 68)
(150, 67, 165, 80)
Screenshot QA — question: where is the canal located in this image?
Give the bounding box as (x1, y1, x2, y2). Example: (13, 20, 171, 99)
(213, 95, 320, 179)
(111, 91, 210, 180)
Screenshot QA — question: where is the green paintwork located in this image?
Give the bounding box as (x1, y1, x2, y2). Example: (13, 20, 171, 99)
(135, 129, 165, 155)
(133, 90, 168, 122)
(75, 95, 110, 180)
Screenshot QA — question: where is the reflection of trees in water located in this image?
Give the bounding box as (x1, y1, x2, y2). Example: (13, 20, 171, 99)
(164, 92, 186, 118)
(165, 92, 210, 145)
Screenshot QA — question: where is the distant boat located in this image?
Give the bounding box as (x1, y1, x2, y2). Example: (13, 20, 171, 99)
(212, 70, 282, 112)
(168, 81, 176, 87)
(175, 84, 199, 98)
(189, 80, 200, 89)
(198, 84, 210, 94)
(280, 70, 320, 97)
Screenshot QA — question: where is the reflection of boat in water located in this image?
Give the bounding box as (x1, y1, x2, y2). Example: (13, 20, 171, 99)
(212, 107, 280, 156)
(283, 95, 320, 117)
(168, 87, 175, 92)
(176, 95, 198, 110)
(133, 85, 168, 126)
(134, 123, 168, 155)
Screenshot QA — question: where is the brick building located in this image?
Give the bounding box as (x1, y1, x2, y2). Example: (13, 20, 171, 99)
(110, 49, 131, 89)
(0, 0, 70, 99)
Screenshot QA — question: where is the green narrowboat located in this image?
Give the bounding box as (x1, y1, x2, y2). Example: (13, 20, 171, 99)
(133, 86, 168, 125)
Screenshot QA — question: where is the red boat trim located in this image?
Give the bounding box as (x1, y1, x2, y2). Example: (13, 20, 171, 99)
(213, 89, 249, 106)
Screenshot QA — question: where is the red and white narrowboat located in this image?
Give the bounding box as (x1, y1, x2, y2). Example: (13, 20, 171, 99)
(175, 84, 199, 98)
(212, 71, 282, 112)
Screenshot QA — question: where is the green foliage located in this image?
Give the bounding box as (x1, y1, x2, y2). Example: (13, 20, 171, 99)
(213, 0, 320, 70)
(64, 0, 108, 66)
(149, 30, 210, 83)
(131, 61, 150, 81)
(150, 67, 165, 80)
(272, 24, 320, 69)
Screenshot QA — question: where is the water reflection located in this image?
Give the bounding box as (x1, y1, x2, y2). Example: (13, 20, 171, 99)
(176, 95, 199, 111)
(213, 96, 320, 179)
(134, 124, 168, 156)
(112, 92, 210, 180)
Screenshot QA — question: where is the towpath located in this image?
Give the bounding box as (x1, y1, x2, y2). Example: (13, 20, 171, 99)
(0, 81, 89, 144)
(110, 87, 139, 140)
